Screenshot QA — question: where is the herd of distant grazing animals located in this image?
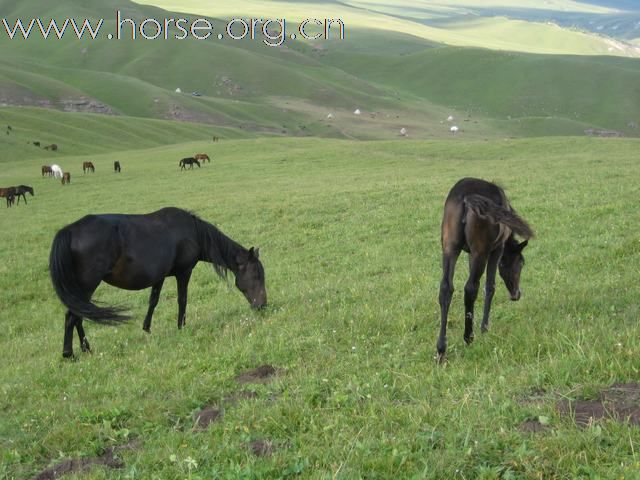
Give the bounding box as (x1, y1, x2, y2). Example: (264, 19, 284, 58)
(4, 149, 211, 208)
(5, 123, 217, 209)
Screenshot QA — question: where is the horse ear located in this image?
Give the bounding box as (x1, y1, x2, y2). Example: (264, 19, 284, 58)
(518, 240, 529, 252)
(253, 247, 260, 259)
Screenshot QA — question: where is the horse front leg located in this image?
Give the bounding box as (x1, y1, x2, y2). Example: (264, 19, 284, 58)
(481, 248, 502, 333)
(143, 280, 165, 333)
(176, 269, 193, 329)
(437, 249, 460, 363)
(464, 252, 488, 345)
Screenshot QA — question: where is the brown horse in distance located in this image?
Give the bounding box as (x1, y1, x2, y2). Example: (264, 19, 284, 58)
(42, 165, 53, 177)
(62, 172, 71, 185)
(436, 178, 534, 363)
(114, 161, 121, 173)
(194, 153, 210, 163)
(44, 144, 58, 151)
(0, 187, 16, 207)
(83, 161, 95, 173)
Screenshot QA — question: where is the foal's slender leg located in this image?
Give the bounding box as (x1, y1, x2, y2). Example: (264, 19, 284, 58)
(481, 248, 502, 333)
(176, 269, 193, 329)
(437, 249, 460, 362)
(463, 252, 488, 345)
(143, 280, 165, 333)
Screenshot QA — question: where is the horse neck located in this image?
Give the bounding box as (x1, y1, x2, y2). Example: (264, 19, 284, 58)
(196, 219, 245, 274)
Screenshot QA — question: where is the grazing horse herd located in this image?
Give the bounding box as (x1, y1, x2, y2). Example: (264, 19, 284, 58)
(7, 151, 210, 210)
(0, 185, 34, 207)
(179, 153, 210, 170)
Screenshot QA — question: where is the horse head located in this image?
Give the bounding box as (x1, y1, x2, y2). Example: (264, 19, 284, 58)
(499, 237, 529, 301)
(234, 247, 267, 309)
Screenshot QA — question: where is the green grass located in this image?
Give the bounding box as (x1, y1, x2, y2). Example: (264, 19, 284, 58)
(1, 136, 639, 479)
(0, 107, 250, 162)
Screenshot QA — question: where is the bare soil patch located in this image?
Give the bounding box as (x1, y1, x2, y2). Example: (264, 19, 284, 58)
(235, 365, 281, 384)
(249, 439, 275, 457)
(557, 383, 640, 428)
(519, 419, 550, 433)
(32, 441, 138, 480)
(193, 406, 222, 430)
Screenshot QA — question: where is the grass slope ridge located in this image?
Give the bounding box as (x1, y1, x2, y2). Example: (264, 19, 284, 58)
(0, 107, 249, 163)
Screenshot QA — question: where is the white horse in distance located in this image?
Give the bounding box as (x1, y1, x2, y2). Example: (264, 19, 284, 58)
(51, 164, 63, 178)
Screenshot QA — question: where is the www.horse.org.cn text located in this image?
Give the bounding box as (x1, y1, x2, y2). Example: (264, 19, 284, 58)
(1, 11, 346, 47)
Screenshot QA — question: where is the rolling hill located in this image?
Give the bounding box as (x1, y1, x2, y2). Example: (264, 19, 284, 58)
(0, 0, 639, 144)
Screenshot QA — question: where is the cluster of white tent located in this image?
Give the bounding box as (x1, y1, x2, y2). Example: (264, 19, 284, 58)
(324, 109, 461, 135)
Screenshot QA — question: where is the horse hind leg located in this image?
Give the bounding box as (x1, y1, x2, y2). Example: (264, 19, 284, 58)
(463, 253, 488, 345)
(75, 318, 91, 353)
(63, 310, 78, 358)
(437, 248, 460, 363)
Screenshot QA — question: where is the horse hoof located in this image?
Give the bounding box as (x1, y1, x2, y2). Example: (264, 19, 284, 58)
(436, 352, 446, 365)
(481, 325, 489, 334)
(62, 351, 75, 359)
(143, 326, 151, 334)
(81, 339, 92, 353)
(464, 334, 474, 345)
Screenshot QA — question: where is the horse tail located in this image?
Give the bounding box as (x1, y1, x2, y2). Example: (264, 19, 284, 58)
(49, 229, 130, 323)
(464, 194, 534, 239)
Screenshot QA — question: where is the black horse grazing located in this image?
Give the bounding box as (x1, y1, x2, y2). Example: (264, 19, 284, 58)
(114, 161, 121, 173)
(14, 185, 34, 205)
(49, 207, 267, 358)
(437, 178, 534, 363)
(179, 157, 200, 170)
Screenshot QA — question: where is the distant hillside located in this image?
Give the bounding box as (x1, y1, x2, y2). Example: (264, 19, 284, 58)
(0, 107, 251, 163)
(319, 44, 640, 136)
(136, 0, 640, 56)
(1, 0, 638, 140)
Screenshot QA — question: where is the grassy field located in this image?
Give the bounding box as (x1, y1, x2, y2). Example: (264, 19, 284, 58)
(1, 135, 639, 479)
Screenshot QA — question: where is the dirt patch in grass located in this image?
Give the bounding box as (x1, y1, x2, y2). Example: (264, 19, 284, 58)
(193, 406, 222, 430)
(557, 383, 640, 428)
(519, 419, 550, 433)
(32, 441, 138, 480)
(235, 365, 281, 384)
(249, 439, 276, 457)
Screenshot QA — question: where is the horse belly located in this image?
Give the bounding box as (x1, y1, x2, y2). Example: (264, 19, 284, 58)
(104, 255, 168, 290)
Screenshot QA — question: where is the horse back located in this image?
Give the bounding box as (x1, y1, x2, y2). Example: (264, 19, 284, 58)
(66, 209, 200, 290)
(442, 178, 509, 253)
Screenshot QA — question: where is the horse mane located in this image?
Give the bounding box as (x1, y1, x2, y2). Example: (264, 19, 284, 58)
(192, 213, 244, 278)
(464, 194, 534, 239)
